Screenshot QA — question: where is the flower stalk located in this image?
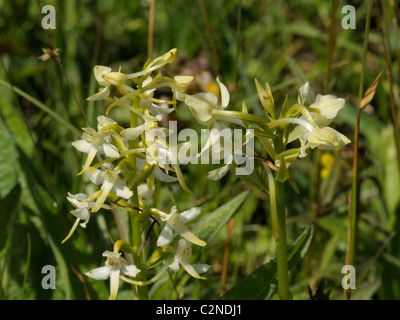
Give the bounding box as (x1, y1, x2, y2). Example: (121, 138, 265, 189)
(129, 101, 149, 300)
(266, 155, 290, 300)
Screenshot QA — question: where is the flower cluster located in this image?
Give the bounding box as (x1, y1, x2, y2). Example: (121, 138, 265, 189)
(63, 49, 212, 300)
(63, 48, 350, 300)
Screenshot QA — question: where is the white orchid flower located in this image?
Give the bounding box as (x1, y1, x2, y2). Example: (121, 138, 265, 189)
(72, 116, 121, 175)
(87, 66, 129, 101)
(157, 206, 206, 247)
(166, 239, 211, 280)
(284, 92, 350, 157)
(184, 77, 230, 125)
(308, 94, 345, 126)
(86, 166, 133, 213)
(85, 251, 140, 300)
(284, 116, 350, 157)
(62, 192, 110, 244)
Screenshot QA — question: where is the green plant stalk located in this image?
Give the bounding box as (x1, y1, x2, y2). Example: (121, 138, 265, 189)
(267, 167, 290, 300)
(129, 110, 149, 300)
(275, 180, 290, 300)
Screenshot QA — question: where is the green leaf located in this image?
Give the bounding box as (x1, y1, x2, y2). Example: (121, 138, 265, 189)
(192, 190, 251, 246)
(218, 224, 313, 300)
(35, 186, 74, 300)
(0, 184, 21, 249)
(0, 126, 18, 199)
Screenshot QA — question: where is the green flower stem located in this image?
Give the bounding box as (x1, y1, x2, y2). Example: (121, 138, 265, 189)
(129, 107, 149, 300)
(266, 167, 290, 300)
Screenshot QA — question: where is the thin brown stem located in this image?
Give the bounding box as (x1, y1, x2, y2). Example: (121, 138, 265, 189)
(148, 0, 156, 59)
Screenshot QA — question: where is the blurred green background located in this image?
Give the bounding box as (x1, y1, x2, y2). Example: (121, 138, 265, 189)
(0, 0, 399, 300)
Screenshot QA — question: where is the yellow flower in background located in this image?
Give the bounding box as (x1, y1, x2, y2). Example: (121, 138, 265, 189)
(320, 152, 335, 179)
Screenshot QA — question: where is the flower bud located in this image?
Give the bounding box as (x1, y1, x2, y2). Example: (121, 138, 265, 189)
(104, 72, 127, 86)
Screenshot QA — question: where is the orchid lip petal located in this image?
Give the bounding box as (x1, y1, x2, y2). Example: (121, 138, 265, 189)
(180, 260, 206, 280)
(173, 222, 206, 247)
(108, 269, 120, 300)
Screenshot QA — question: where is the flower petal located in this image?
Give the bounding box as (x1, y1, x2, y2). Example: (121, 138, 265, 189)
(87, 86, 110, 101)
(121, 125, 146, 140)
(77, 146, 99, 175)
(85, 265, 112, 280)
(123, 264, 141, 278)
(97, 115, 117, 131)
(113, 178, 133, 200)
(91, 178, 114, 212)
(108, 269, 120, 300)
(216, 77, 230, 109)
(185, 93, 217, 125)
(173, 221, 206, 247)
(94, 66, 112, 86)
(102, 143, 120, 158)
(71, 139, 92, 154)
(310, 94, 345, 125)
(157, 224, 173, 247)
(180, 207, 201, 224)
(298, 82, 310, 104)
(153, 166, 178, 182)
(180, 260, 207, 280)
(86, 168, 105, 185)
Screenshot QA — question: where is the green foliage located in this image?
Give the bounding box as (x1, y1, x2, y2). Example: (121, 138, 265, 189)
(219, 225, 313, 300)
(0, 0, 399, 300)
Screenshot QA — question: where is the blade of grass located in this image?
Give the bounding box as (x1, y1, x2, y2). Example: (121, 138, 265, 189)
(377, 0, 400, 180)
(198, 0, 222, 77)
(0, 78, 80, 136)
(19, 233, 31, 300)
(344, 0, 372, 300)
(357, 231, 396, 287)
